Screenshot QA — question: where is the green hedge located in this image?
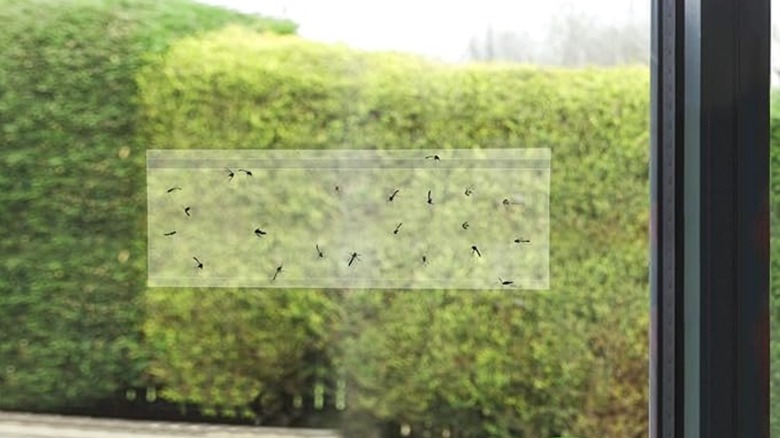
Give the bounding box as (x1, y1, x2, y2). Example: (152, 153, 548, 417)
(0, 0, 294, 410)
(5, 7, 779, 434)
(770, 95, 780, 438)
(138, 28, 650, 438)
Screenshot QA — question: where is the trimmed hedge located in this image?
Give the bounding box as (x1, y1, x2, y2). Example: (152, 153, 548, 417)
(0, 0, 294, 410)
(5, 7, 780, 434)
(770, 96, 780, 438)
(139, 28, 650, 438)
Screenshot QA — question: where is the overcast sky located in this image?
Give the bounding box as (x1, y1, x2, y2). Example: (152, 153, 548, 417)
(196, 0, 780, 82)
(196, 0, 651, 62)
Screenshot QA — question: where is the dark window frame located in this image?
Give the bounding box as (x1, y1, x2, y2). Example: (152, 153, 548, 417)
(650, 0, 770, 437)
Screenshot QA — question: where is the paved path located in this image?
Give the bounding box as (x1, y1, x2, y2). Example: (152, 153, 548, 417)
(0, 412, 340, 438)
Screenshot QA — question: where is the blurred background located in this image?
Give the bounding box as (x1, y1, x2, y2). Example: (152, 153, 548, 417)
(0, 1, 775, 438)
(198, 0, 649, 66)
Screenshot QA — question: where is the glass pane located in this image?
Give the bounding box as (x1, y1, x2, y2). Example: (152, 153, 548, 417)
(0, 0, 650, 437)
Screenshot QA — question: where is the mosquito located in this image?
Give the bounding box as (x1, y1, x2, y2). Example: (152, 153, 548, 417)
(272, 263, 283, 281)
(166, 186, 182, 193)
(427, 190, 433, 205)
(462, 221, 470, 230)
(164, 231, 176, 236)
(316, 244, 324, 258)
(471, 245, 482, 258)
(502, 198, 524, 206)
(347, 252, 361, 267)
(393, 222, 403, 235)
(425, 154, 441, 161)
(421, 255, 429, 265)
(225, 168, 235, 181)
(388, 189, 400, 202)
(499, 277, 514, 286)
(193, 257, 203, 270)
(184, 206, 191, 217)
(254, 228, 267, 238)
(514, 238, 531, 244)
(238, 169, 253, 176)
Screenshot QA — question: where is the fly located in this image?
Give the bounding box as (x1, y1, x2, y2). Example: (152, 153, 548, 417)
(164, 231, 176, 236)
(462, 221, 470, 230)
(499, 277, 514, 286)
(464, 186, 474, 196)
(225, 168, 235, 181)
(425, 154, 441, 161)
(254, 228, 267, 238)
(238, 169, 253, 176)
(184, 206, 191, 217)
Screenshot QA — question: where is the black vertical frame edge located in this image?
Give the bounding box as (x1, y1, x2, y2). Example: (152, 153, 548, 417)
(651, 0, 686, 436)
(735, 0, 771, 434)
(699, 0, 770, 436)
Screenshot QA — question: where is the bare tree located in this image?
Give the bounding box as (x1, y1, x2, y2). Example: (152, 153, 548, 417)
(468, 26, 537, 62)
(464, 1, 649, 67)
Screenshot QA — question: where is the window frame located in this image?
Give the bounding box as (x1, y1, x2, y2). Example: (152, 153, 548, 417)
(650, 0, 770, 436)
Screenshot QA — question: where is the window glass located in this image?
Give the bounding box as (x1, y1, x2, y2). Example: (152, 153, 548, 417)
(0, 1, 650, 437)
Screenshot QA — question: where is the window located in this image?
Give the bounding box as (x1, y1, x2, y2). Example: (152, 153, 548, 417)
(2, 0, 770, 437)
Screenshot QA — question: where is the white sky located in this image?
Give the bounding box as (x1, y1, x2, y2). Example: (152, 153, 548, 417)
(196, 0, 780, 76)
(196, 0, 650, 62)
